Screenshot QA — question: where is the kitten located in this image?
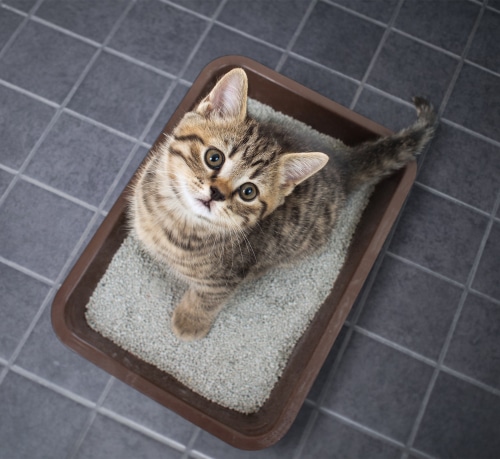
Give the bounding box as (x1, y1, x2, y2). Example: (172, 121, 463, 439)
(130, 68, 436, 341)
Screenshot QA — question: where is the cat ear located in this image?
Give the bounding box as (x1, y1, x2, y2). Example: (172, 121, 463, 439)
(280, 152, 329, 195)
(196, 68, 248, 121)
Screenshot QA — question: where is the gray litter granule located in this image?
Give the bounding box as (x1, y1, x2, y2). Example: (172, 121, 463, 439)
(85, 99, 373, 414)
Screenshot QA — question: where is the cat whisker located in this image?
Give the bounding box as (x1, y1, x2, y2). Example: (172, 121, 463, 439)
(225, 212, 257, 265)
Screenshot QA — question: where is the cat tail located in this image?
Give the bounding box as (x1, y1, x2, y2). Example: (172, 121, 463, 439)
(342, 97, 437, 191)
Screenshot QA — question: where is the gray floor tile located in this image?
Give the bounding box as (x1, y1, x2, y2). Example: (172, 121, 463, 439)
(280, 57, 359, 107)
(102, 379, 196, 445)
(183, 24, 282, 82)
(15, 305, 111, 401)
(102, 146, 149, 211)
(192, 404, 312, 459)
(145, 82, 190, 145)
(76, 414, 182, 459)
(24, 113, 135, 207)
(68, 51, 171, 137)
(358, 256, 462, 360)
(330, 0, 399, 23)
(0, 180, 94, 280)
(0, 371, 90, 459)
(322, 332, 434, 442)
(293, 2, 385, 80)
(418, 123, 500, 213)
(170, 0, 222, 16)
(0, 7, 23, 49)
(35, 0, 129, 43)
(0, 262, 50, 360)
(307, 326, 348, 402)
(109, 1, 207, 75)
(472, 221, 500, 301)
(368, 31, 458, 106)
(354, 87, 417, 132)
(0, 20, 96, 103)
(0, 85, 56, 170)
(445, 63, 500, 143)
(303, 412, 402, 459)
(414, 372, 500, 458)
(67, 212, 105, 275)
(467, 8, 500, 73)
(218, 0, 311, 48)
(445, 292, 500, 389)
(0, 168, 14, 196)
(395, 0, 480, 55)
(389, 187, 489, 284)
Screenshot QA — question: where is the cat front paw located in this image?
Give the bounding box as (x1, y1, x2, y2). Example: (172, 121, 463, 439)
(171, 306, 212, 342)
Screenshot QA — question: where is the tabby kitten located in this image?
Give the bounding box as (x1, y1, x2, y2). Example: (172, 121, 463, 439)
(130, 68, 436, 341)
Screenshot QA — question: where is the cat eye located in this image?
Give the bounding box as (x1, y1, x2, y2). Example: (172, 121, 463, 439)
(238, 182, 258, 201)
(204, 148, 225, 170)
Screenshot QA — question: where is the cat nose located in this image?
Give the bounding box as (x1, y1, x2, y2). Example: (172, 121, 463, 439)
(210, 186, 225, 201)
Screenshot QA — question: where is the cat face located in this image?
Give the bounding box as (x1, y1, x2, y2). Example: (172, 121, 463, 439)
(158, 68, 328, 232)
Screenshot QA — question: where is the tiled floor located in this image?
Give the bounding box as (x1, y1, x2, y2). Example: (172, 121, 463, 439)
(0, 0, 499, 458)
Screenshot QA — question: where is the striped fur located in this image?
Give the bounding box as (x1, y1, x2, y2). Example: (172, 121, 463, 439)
(130, 69, 436, 341)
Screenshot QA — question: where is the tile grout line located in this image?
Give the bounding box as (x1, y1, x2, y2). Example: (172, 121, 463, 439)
(402, 187, 500, 456)
(413, 182, 493, 218)
(63, 108, 143, 144)
(286, 50, 362, 85)
(181, 428, 202, 459)
(67, 376, 116, 459)
(392, 27, 462, 61)
(0, 78, 60, 108)
(9, 365, 97, 408)
(349, 0, 405, 111)
(351, 326, 438, 367)
(97, 406, 188, 455)
(440, 117, 500, 148)
(385, 251, 465, 289)
(468, 288, 500, 307)
(0, 255, 54, 286)
(318, 406, 407, 450)
(440, 365, 500, 398)
(16, 174, 100, 212)
(323, 0, 387, 27)
(0, 285, 58, 386)
(274, 0, 318, 72)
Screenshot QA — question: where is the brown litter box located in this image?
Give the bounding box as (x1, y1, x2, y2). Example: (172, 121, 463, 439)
(52, 56, 416, 450)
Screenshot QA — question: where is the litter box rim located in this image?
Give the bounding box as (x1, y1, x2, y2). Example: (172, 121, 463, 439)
(52, 55, 416, 450)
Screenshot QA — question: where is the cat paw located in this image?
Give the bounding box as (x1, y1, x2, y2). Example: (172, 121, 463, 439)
(171, 307, 212, 342)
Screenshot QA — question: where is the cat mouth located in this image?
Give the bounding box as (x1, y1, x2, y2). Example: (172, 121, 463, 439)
(198, 199, 212, 211)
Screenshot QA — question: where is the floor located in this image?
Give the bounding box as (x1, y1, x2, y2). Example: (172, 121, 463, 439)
(0, 0, 499, 458)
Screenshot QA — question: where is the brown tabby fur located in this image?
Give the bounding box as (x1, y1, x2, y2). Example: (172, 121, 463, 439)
(130, 68, 436, 341)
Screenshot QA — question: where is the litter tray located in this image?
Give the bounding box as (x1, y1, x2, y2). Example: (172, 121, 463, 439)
(52, 56, 416, 450)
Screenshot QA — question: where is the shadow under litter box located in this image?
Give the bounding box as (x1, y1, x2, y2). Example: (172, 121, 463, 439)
(51, 56, 416, 450)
